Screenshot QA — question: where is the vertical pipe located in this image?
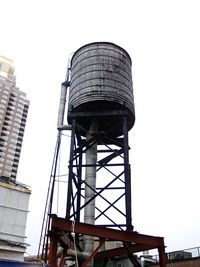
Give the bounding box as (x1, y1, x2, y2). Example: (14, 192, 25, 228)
(57, 60, 71, 130)
(123, 116, 133, 231)
(83, 120, 98, 260)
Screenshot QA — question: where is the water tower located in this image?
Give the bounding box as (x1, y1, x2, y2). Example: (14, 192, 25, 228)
(39, 42, 166, 267)
(66, 41, 135, 253)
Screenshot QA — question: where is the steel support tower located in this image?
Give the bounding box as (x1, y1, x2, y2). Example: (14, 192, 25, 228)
(66, 110, 133, 232)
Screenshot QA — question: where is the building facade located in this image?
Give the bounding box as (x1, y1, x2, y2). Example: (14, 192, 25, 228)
(0, 56, 29, 180)
(0, 56, 31, 261)
(0, 180, 31, 261)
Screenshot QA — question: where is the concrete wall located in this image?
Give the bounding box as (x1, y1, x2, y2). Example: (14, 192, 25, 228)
(0, 182, 31, 261)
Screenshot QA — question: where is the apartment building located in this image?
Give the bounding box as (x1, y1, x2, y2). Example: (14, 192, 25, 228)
(0, 56, 29, 180)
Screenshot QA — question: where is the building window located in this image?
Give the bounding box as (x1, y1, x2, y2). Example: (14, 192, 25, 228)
(4, 171, 11, 176)
(10, 137, 18, 144)
(11, 133, 18, 138)
(12, 163, 18, 168)
(18, 132, 23, 137)
(17, 137, 23, 142)
(11, 91, 19, 97)
(14, 122, 20, 128)
(15, 148, 21, 153)
(6, 159, 13, 165)
(20, 122, 25, 127)
(3, 90, 10, 95)
(1, 99, 7, 104)
(2, 94, 8, 100)
(13, 158, 19, 163)
(7, 154, 15, 160)
(8, 148, 15, 154)
(1, 136, 9, 141)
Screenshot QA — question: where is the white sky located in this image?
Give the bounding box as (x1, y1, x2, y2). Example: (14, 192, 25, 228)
(1, 0, 200, 256)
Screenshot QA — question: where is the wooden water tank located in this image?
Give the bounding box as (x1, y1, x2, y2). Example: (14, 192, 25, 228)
(68, 42, 135, 136)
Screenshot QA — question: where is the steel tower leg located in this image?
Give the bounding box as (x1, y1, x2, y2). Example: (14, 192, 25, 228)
(66, 119, 76, 219)
(123, 116, 133, 231)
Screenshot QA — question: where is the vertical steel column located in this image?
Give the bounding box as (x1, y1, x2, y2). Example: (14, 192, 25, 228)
(158, 246, 167, 267)
(66, 119, 76, 219)
(123, 116, 133, 231)
(75, 143, 83, 222)
(48, 234, 58, 267)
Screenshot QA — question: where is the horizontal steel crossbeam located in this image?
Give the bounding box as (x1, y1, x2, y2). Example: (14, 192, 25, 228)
(51, 215, 164, 247)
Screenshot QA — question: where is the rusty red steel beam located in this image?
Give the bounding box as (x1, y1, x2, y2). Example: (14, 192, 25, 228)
(58, 252, 66, 267)
(94, 243, 158, 261)
(82, 238, 105, 267)
(159, 246, 167, 267)
(48, 233, 58, 267)
(51, 215, 165, 247)
(123, 242, 142, 267)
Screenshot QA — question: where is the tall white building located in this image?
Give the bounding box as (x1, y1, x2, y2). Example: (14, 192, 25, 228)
(0, 56, 29, 180)
(0, 56, 31, 261)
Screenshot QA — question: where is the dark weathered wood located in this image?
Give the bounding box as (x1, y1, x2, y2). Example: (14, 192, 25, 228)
(67, 42, 135, 137)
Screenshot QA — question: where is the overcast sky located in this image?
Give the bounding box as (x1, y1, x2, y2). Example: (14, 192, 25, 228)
(1, 0, 200, 256)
